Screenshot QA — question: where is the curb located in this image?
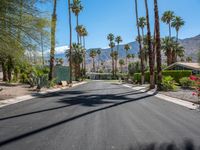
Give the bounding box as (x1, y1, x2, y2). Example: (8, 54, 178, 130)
(0, 81, 87, 108)
(121, 84, 198, 110)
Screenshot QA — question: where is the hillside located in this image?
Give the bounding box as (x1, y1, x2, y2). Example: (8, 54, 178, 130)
(86, 34, 200, 63)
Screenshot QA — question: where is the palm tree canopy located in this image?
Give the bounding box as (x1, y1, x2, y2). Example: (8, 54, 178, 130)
(90, 49, 97, 58)
(161, 11, 175, 24)
(115, 36, 123, 44)
(109, 41, 115, 49)
(71, 0, 83, 16)
(97, 49, 101, 55)
(138, 17, 147, 29)
(119, 59, 125, 65)
(107, 33, 115, 42)
(82, 27, 88, 37)
(76, 25, 84, 36)
(124, 44, 131, 51)
(127, 54, 132, 59)
(161, 37, 176, 53)
(171, 16, 185, 32)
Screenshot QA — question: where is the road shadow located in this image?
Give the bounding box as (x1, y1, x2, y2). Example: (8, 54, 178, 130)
(0, 92, 155, 147)
(128, 139, 200, 150)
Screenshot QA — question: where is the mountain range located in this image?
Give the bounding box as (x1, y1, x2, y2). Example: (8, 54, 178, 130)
(49, 34, 200, 65)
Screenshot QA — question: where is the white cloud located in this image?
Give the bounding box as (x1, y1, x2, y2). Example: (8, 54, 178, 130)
(44, 45, 69, 55)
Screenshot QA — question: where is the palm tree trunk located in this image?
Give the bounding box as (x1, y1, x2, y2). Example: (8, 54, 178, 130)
(145, 0, 155, 89)
(83, 36, 86, 75)
(1, 61, 8, 81)
(49, 0, 57, 81)
(68, 0, 72, 83)
(93, 58, 95, 72)
(126, 51, 128, 72)
(135, 0, 145, 84)
(111, 48, 114, 77)
(76, 15, 79, 44)
(154, 0, 162, 90)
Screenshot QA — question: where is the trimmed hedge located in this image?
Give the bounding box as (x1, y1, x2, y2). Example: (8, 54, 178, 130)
(133, 70, 192, 83)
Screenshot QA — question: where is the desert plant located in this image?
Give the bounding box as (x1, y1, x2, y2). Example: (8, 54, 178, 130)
(162, 76, 177, 91)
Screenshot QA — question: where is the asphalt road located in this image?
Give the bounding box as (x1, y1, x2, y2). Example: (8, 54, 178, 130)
(0, 81, 200, 150)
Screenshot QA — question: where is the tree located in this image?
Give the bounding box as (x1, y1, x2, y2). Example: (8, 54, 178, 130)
(71, 0, 83, 44)
(81, 27, 88, 76)
(145, 0, 155, 89)
(124, 44, 131, 72)
(115, 36, 123, 72)
(90, 49, 97, 72)
(154, 0, 162, 90)
(135, 0, 145, 84)
(161, 11, 175, 38)
(49, 0, 57, 81)
(138, 17, 147, 39)
(113, 51, 118, 74)
(186, 57, 192, 62)
(119, 59, 125, 73)
(171, 16, 185, 62)
(127, 54, 132, 65)
(68, 0, 73, 83)
(107, 33, 115, 77)
(97, 49, 101, 71)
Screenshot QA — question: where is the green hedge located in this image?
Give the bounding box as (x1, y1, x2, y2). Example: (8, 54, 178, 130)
(133, 70, 192, 83)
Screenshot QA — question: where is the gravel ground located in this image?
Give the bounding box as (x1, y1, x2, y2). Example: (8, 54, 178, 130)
(159, 87, 199, 104)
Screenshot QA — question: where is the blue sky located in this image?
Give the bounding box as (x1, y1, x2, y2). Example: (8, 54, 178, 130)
(41, 0, 200, 49)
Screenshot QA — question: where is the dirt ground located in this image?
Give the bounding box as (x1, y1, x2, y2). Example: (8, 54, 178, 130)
(0, 82, 37, 100)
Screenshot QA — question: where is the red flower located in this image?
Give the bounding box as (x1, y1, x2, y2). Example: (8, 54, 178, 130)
(192, 92, 197, 96)
(190, 75, 198, 81)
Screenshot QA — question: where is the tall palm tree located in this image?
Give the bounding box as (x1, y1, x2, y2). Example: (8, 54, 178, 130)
(145, 0, 155, 89)
(135, 0, 145, 84)
(71, 0, 83, 44)
(119, 59, 125, 73)
(97, 49, 101, 71)
(107, 33, 115, 77)
(68, 0, 72, 83)
(49, 0, 57, 81)
(124, 44, 131, 72)
(138, 17, 147, 39)
(113, 50, 118, 75)
(82, 27, 88, 75)
(161, 11, 175, 38)
(161, 37, 174, 65)
(115, 36, 123, 72)
(171, 16, 185, 63)
(90, 49, 97, 72)
(76, 25, 84, 45)
(154, 0, 162, 90)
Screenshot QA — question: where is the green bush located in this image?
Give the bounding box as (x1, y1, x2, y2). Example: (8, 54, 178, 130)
(162, 70, 192, 83)
(133, 70, 192, 84)
(162, 76, 177, 91)
(179, 77, 195, 88)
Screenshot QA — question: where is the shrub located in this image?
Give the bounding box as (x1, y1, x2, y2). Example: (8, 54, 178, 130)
(162, 70, 192, 83)
(179, 77, 195, 88)
(162, 76, 177, 91)
(134, 73, 141, 83)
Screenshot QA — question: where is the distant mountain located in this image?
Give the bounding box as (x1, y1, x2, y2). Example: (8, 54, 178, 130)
(45, 34, 200, 65)
(86, 34, 200, 63)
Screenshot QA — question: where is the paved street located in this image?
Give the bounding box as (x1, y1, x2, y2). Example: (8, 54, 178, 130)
(0, 81, 200, 150)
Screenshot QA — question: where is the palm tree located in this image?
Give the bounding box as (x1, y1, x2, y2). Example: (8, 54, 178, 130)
(68, 0, 72, 83)
(97, 49, 101, 71)
(171, 16, 185, 63)
(90, 49, 97, 72)
(107, 33, 115, 77)
(71, 0, 83, 43)
(161, 11, 175, 38)
(119, 59, 125, 73)
(186, 57, 192, 62)
(113, 51, 118, 74)
(161, 37, 174, 65)
(127, 54, 132, 65)
(138, 17, 147, 39)
(154, 0, 162, 90)
(135, 0, 145, 84)
(49, 0, 57, 81)
(76, 25, 84, 45)
(145, 0, 155, 89)
(115, 36, 123, 71)
(124, 44, 131, 73)
(82, 27, 88, 75)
